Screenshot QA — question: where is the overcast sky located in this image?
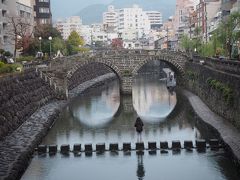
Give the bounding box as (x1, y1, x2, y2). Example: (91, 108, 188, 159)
(51, 0, 199, 21)
(51, 0, 113, 20)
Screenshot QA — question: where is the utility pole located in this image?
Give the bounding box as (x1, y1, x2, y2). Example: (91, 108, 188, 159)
(189, 15, 192, 39)
(166, 26, 169, 50)
(205, 2, 208, 43)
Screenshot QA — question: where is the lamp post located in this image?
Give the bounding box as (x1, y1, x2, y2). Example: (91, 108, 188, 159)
(39, 37, 42, 52)
(48, 36, 52, 59)
(237, 40, 240, 60)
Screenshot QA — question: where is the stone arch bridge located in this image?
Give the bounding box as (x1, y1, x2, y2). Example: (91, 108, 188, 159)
(38, 50, 190, 98)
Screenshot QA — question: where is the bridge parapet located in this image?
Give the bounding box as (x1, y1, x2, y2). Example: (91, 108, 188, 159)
(192, 55, 240, 75)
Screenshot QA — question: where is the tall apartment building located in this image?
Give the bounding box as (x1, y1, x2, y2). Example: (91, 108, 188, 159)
(221, 0, 237, 18)
(0, 0, 34, 53)
(231, 0, 240, 12)
(145, 11, 163, 29)
(0, 0, 16, 52)
(32, 0, 52, 25)
(174, 0, 195, 38)
(16, 0, 34, 27)
(103, 5, 161, 40)
(103, 5, 118, 32)
(196, 0, 221, 41)
(55, 16, 82, 40)
(117, 5, 150, 40)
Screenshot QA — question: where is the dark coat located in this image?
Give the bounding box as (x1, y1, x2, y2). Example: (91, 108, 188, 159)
(135, 117, 144, 133)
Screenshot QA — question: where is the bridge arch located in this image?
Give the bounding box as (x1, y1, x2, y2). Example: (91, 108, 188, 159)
(132, 55, 185, 78)
(66, 59, 122, 91)
(67, 58, 122, 80)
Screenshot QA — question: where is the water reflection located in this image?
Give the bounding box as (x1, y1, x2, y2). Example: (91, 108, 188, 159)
(42, 75, 205, 146)
(69, 81, 120, 128)
(133, 75, 177, 123)
(22, 74, 240, 180)
(136, 152, 145, 180)
(21, 150, 240, 180)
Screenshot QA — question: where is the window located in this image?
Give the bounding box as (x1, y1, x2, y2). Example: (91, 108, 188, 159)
(39, 7, 50, 13)
(39, 18, 49, 24)
(39, 0, 49, 2)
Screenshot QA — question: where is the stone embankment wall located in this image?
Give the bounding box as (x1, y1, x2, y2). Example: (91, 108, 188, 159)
(68, 62, 113, 90)
(0, 69, 56, 140)
(185, 62, 240, 129)
(0, 67, 117, 180)
(69, 73, 117, 99)
(0, 101, 66, 180)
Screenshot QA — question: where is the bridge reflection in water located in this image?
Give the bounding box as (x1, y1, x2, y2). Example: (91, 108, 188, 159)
(41, 75, 200, 146)
(21, 74, 240, 180)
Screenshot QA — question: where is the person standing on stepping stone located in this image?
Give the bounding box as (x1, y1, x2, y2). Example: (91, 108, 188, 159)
(135, 117, 144, 142)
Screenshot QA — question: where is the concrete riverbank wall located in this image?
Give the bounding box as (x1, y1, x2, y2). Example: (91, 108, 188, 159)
(184, 90, 240, 165)
(185, 62, 240, 130)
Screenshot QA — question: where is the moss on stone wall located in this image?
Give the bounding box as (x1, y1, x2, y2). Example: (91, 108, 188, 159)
(206, 77, 234, 106)
(185, 62, 240, 130)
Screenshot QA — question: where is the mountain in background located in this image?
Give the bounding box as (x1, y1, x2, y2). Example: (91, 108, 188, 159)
(77, 4, 107, 24)
(77, 0, 176, 24)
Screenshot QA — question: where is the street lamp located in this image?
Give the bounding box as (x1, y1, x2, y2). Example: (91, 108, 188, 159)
(48, 36, 52, 59)
(237, 40, 240, 60)
(39, 37, 42, 52)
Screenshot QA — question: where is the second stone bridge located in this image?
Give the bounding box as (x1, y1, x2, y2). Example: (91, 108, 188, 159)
(38, 49, 190, 98)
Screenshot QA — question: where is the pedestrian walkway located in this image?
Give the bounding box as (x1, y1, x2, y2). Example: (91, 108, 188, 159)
(183, 90, 240, 163)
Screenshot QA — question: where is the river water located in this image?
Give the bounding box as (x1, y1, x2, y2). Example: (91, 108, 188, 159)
(21, 75, 240, 180)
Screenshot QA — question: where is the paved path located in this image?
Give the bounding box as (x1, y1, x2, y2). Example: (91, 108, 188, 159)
(183, 90, 240, 163)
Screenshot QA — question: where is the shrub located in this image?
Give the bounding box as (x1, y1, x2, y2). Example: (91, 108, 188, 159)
(187, 71, 198, 81)
(205, 78, 234, 105)
(206, 77, 212, 84)
(0, 61, 5, 68)
(0, 49, 5, 55)
(3, 51, 12, 57)
(0, 63, 22, 74)
(16, 56, 34, 62)
(123, 70, 131, 77)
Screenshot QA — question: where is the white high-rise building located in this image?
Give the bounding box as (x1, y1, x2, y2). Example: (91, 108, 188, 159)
(117, 4, 151, 40)
(103, 5, 118, 31)
(55, 16, 82, 40)
(0, 0, 16, 52)
(0, 0, 33, 54)
(146, 11, 163, 29)
(102, 4, 157, 41)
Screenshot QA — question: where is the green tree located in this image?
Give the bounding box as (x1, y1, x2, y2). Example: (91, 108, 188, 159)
(27, 25, 64, 57)
(66, 31, 84, 55)
(34, 24, 62, 39)
(180, 35, 194, 52)
(199, 41, 215, 57)
(52, 37, 67, 55)
(216, 12, 240, 58)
